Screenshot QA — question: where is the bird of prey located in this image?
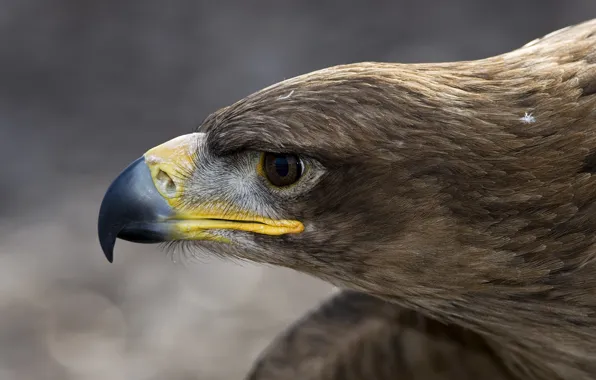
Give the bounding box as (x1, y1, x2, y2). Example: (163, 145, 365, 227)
(98, 19, 596, 380)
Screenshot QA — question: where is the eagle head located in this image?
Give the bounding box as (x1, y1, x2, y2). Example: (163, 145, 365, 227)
(98, 65, 440, 292)
(98, 21, 596, 373)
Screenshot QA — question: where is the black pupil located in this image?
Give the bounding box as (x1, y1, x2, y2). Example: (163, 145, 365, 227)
(274, 156, 290, 177)
(264, 153, 302, 187)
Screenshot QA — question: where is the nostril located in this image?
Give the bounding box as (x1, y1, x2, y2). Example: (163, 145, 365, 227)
(155, 169, 177, 197)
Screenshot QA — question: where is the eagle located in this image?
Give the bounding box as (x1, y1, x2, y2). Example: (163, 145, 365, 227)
(98, 19, 596, 380)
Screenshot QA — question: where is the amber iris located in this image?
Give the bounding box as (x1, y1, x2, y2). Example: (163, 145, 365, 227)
(263, 153, 303, 187)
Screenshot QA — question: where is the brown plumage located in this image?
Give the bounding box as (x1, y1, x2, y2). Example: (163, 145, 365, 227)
(98, 19, 596, 380)
(200, 20, 596, 380)
(247, 290, 512, 380)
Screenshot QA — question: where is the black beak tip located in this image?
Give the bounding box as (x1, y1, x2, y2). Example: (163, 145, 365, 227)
(99, 230, 115, 263)
(98, 202, 119, 263)
(97, 157, 146, 264)
(103, 249, 114, 263)
(98, 156, 174, 263)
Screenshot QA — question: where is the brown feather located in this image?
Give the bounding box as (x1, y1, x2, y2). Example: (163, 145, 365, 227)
(197, 19, 596, 379)
(247, 290, 513, 380)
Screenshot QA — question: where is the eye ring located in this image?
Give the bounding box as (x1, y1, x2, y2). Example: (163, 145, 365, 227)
(260, 152, 304, 187)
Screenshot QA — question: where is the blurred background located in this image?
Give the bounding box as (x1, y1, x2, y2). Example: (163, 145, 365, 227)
(0, 1, 594, 379)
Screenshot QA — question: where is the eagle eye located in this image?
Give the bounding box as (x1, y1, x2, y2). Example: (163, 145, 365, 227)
(261, 152, 304, 187)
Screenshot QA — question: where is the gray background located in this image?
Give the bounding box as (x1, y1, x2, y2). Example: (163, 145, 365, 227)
(0, 1, 594, 379)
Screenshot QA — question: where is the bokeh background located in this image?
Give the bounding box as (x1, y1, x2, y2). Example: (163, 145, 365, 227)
(0, 1, 594, 379)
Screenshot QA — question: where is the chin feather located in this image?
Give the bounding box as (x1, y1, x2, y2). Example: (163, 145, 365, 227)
(159, 231, 260, 267)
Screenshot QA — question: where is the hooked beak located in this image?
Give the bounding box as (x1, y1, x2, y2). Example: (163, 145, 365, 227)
(97, 133, 304, 263)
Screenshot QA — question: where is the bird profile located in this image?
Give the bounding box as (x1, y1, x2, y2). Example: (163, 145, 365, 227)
(98, 19, 596, 380)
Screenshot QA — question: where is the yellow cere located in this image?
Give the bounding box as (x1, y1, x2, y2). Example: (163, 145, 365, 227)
(144, 133, 200, 207)
(143, 133, 305, 237)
